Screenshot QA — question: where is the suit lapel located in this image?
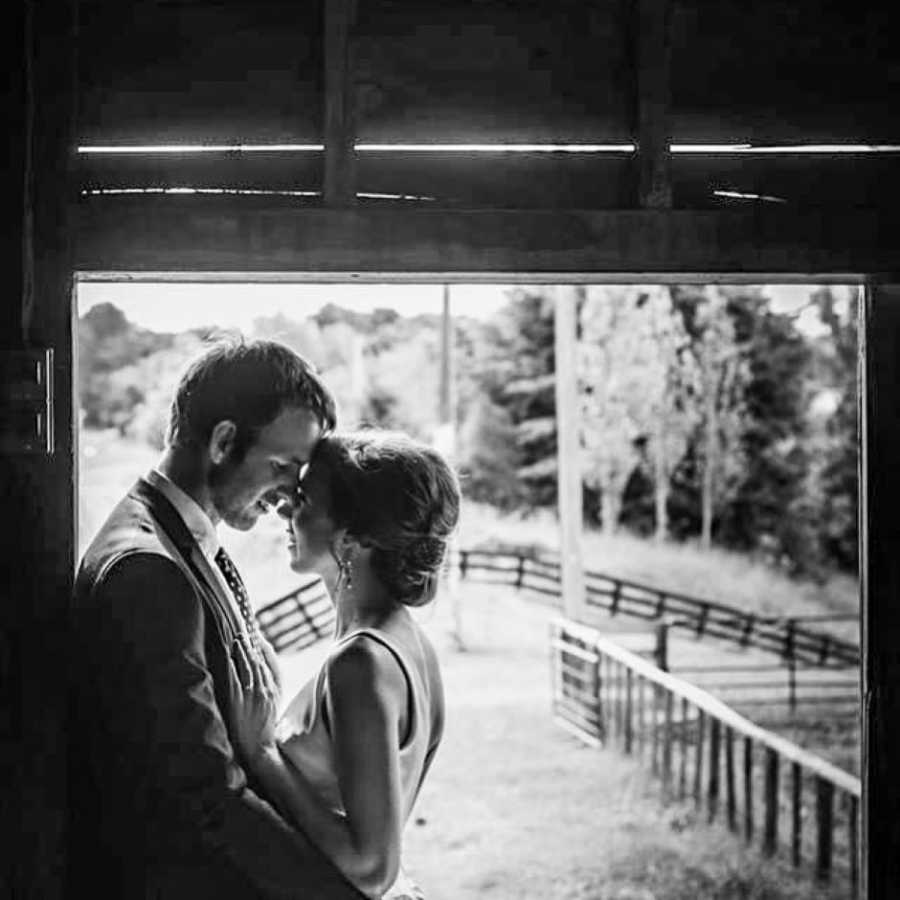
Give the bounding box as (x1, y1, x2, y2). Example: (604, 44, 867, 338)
(131, 477, 242, 647)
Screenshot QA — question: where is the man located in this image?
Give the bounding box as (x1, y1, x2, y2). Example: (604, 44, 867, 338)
(69, 340, 365, 899)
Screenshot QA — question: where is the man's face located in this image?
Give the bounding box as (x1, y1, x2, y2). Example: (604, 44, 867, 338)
(210, 406, 322, 531)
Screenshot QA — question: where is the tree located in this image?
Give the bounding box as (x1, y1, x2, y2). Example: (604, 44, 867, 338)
(631, 287, 699, 541)
(578, 287, 648, 535)
(809, 286, 859, 570)
(673, 286, 748, 550)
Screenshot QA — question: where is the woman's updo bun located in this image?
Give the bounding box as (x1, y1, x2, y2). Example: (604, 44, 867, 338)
(311, 431, 461, 606)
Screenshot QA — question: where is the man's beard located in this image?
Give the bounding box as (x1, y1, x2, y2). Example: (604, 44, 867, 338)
(208, 458, 255, 528)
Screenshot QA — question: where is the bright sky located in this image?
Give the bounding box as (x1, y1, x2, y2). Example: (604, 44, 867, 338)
(76, 281, 852, 334)
(76, 283, 513, 332)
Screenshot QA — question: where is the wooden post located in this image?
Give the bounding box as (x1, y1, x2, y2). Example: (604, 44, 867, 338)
(849, 793, 859, 897)
(436, 285, 463, 649)
(861, 283, 900, 898)
(679, 697, 689, 800)
(662, 691, 674, 795)
(815, 777, 834, 882)
(693, 710, 705, 808)
(633, 0, 673, 208)
(651, 684, 660, 776)
(323, 0, 357, 205)
(764, 748, 779, 856)
(0, 1, 77, 896)
(708, 718, 721, 823)
(725, 726, 736, 832)
(637, 675, 646, 758)
(554, 287, 585, 621)
(624, 668, 634, 754)
(744, 737, 754, 843)
(791, 762, 802, 867)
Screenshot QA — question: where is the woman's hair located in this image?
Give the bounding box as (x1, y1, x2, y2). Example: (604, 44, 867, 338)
(312, 430, 461, 607)
(166, 338, 337, 460)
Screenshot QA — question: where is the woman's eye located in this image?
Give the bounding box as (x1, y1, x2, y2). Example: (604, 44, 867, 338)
(294, 486, 310, 506)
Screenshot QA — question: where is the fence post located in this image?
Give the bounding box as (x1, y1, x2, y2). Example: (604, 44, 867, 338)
(459, 550, 469, 579)
(744, 737, 754, 843)
(662, 691, 674, 795)
(679, 697, 689, 800)
(610, 579, 622, 616)
(788, 656, 797, 714)
(637, 675, 646, 759)
(791, 762, 802, 867)
(815, 776, 834, 882)
(693, 710, 705, 809)
(849, 793, 859, 897)
(515, 554, 525, 589)
(651, 684, 660, 777)
(764, 748, 779, 856)
(654, 620, 669, 672)
(725, 726, 736, 832)
(708, 718, 721, 823)
(624, 668, 634, 755)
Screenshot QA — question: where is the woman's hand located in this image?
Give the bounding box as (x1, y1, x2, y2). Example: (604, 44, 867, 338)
(227, 636, 280, 761)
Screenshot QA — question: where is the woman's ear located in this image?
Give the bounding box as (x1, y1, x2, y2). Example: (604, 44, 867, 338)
(208, 420, 237, 465)
(332, 529, 367, 562)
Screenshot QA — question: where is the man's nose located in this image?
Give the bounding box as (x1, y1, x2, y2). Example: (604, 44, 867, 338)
(274, 495, 294, 520)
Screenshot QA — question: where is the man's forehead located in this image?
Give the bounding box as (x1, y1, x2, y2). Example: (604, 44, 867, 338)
(260, 406, 322, 453)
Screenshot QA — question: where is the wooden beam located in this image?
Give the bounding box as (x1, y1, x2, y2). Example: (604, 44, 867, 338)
(323, 0, 357, 205)
(861, 283, 900, 897)
(1, 1, 77, 897)
(554, 286, 585, 621)
(634, 0, 673, 208)
(75, 202, 900, 277)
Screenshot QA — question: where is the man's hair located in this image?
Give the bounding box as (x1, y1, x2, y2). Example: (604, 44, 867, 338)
(165, 338, 337, 458)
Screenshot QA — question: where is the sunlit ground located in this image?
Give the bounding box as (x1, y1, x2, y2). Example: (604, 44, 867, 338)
(279, 584, 850, 900)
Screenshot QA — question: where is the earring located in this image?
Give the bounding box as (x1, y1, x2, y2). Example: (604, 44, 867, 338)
(335, 552, 353, 601)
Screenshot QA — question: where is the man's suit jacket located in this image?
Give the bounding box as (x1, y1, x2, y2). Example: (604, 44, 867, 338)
(68, 477, 364, 900)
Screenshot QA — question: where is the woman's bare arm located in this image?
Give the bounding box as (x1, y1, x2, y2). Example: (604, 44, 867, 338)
(245, 638, 407, 898)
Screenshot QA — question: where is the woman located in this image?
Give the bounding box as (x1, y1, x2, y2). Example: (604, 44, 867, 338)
(228, 430, 461, 899)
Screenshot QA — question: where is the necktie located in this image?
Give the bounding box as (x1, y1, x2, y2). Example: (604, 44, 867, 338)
(214, 546, 260, 651)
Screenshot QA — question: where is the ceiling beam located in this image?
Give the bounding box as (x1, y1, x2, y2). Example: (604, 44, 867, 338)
(323, 0, 358, 205)
(634, 0, 673, 208)
(74, 202, 900, 279)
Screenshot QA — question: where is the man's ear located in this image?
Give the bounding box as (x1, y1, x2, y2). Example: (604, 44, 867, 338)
(208, 420, 238, 465)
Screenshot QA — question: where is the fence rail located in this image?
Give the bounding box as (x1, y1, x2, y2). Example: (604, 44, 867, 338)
(256, 576, 334, 652)
(460, 548, 859, 669)
(551, 617, 861, 895)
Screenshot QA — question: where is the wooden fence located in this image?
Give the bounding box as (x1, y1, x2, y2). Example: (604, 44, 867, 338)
(459, 548, 859, 669)
(551, 618, 861, 895)
(256, 576, 334, 652)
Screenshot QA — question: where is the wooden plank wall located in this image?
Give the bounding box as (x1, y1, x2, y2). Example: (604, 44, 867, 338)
(2, 2, 78, 899)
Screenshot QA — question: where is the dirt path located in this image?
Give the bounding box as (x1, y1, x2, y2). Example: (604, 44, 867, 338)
(279, 584, 849, 900)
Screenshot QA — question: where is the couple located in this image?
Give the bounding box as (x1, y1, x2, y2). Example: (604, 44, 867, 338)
(68, 339, 460, 900)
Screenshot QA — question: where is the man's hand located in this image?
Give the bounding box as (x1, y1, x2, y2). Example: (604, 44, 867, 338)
(227, 637, 280, 759)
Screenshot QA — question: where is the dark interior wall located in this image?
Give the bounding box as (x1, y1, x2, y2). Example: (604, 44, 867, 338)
(1, 1, 77, 897)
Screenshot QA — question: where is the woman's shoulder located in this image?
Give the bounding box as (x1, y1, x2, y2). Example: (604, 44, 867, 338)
(325, 630, 408, 702)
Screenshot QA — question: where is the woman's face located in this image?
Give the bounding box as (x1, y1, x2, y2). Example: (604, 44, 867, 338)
(281, 459, 340, 575)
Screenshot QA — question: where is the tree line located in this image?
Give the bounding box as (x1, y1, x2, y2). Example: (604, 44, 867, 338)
(457, 286, 858, 578)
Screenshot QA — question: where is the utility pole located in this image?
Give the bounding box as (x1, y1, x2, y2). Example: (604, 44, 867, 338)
(435, 284, 464, 649)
